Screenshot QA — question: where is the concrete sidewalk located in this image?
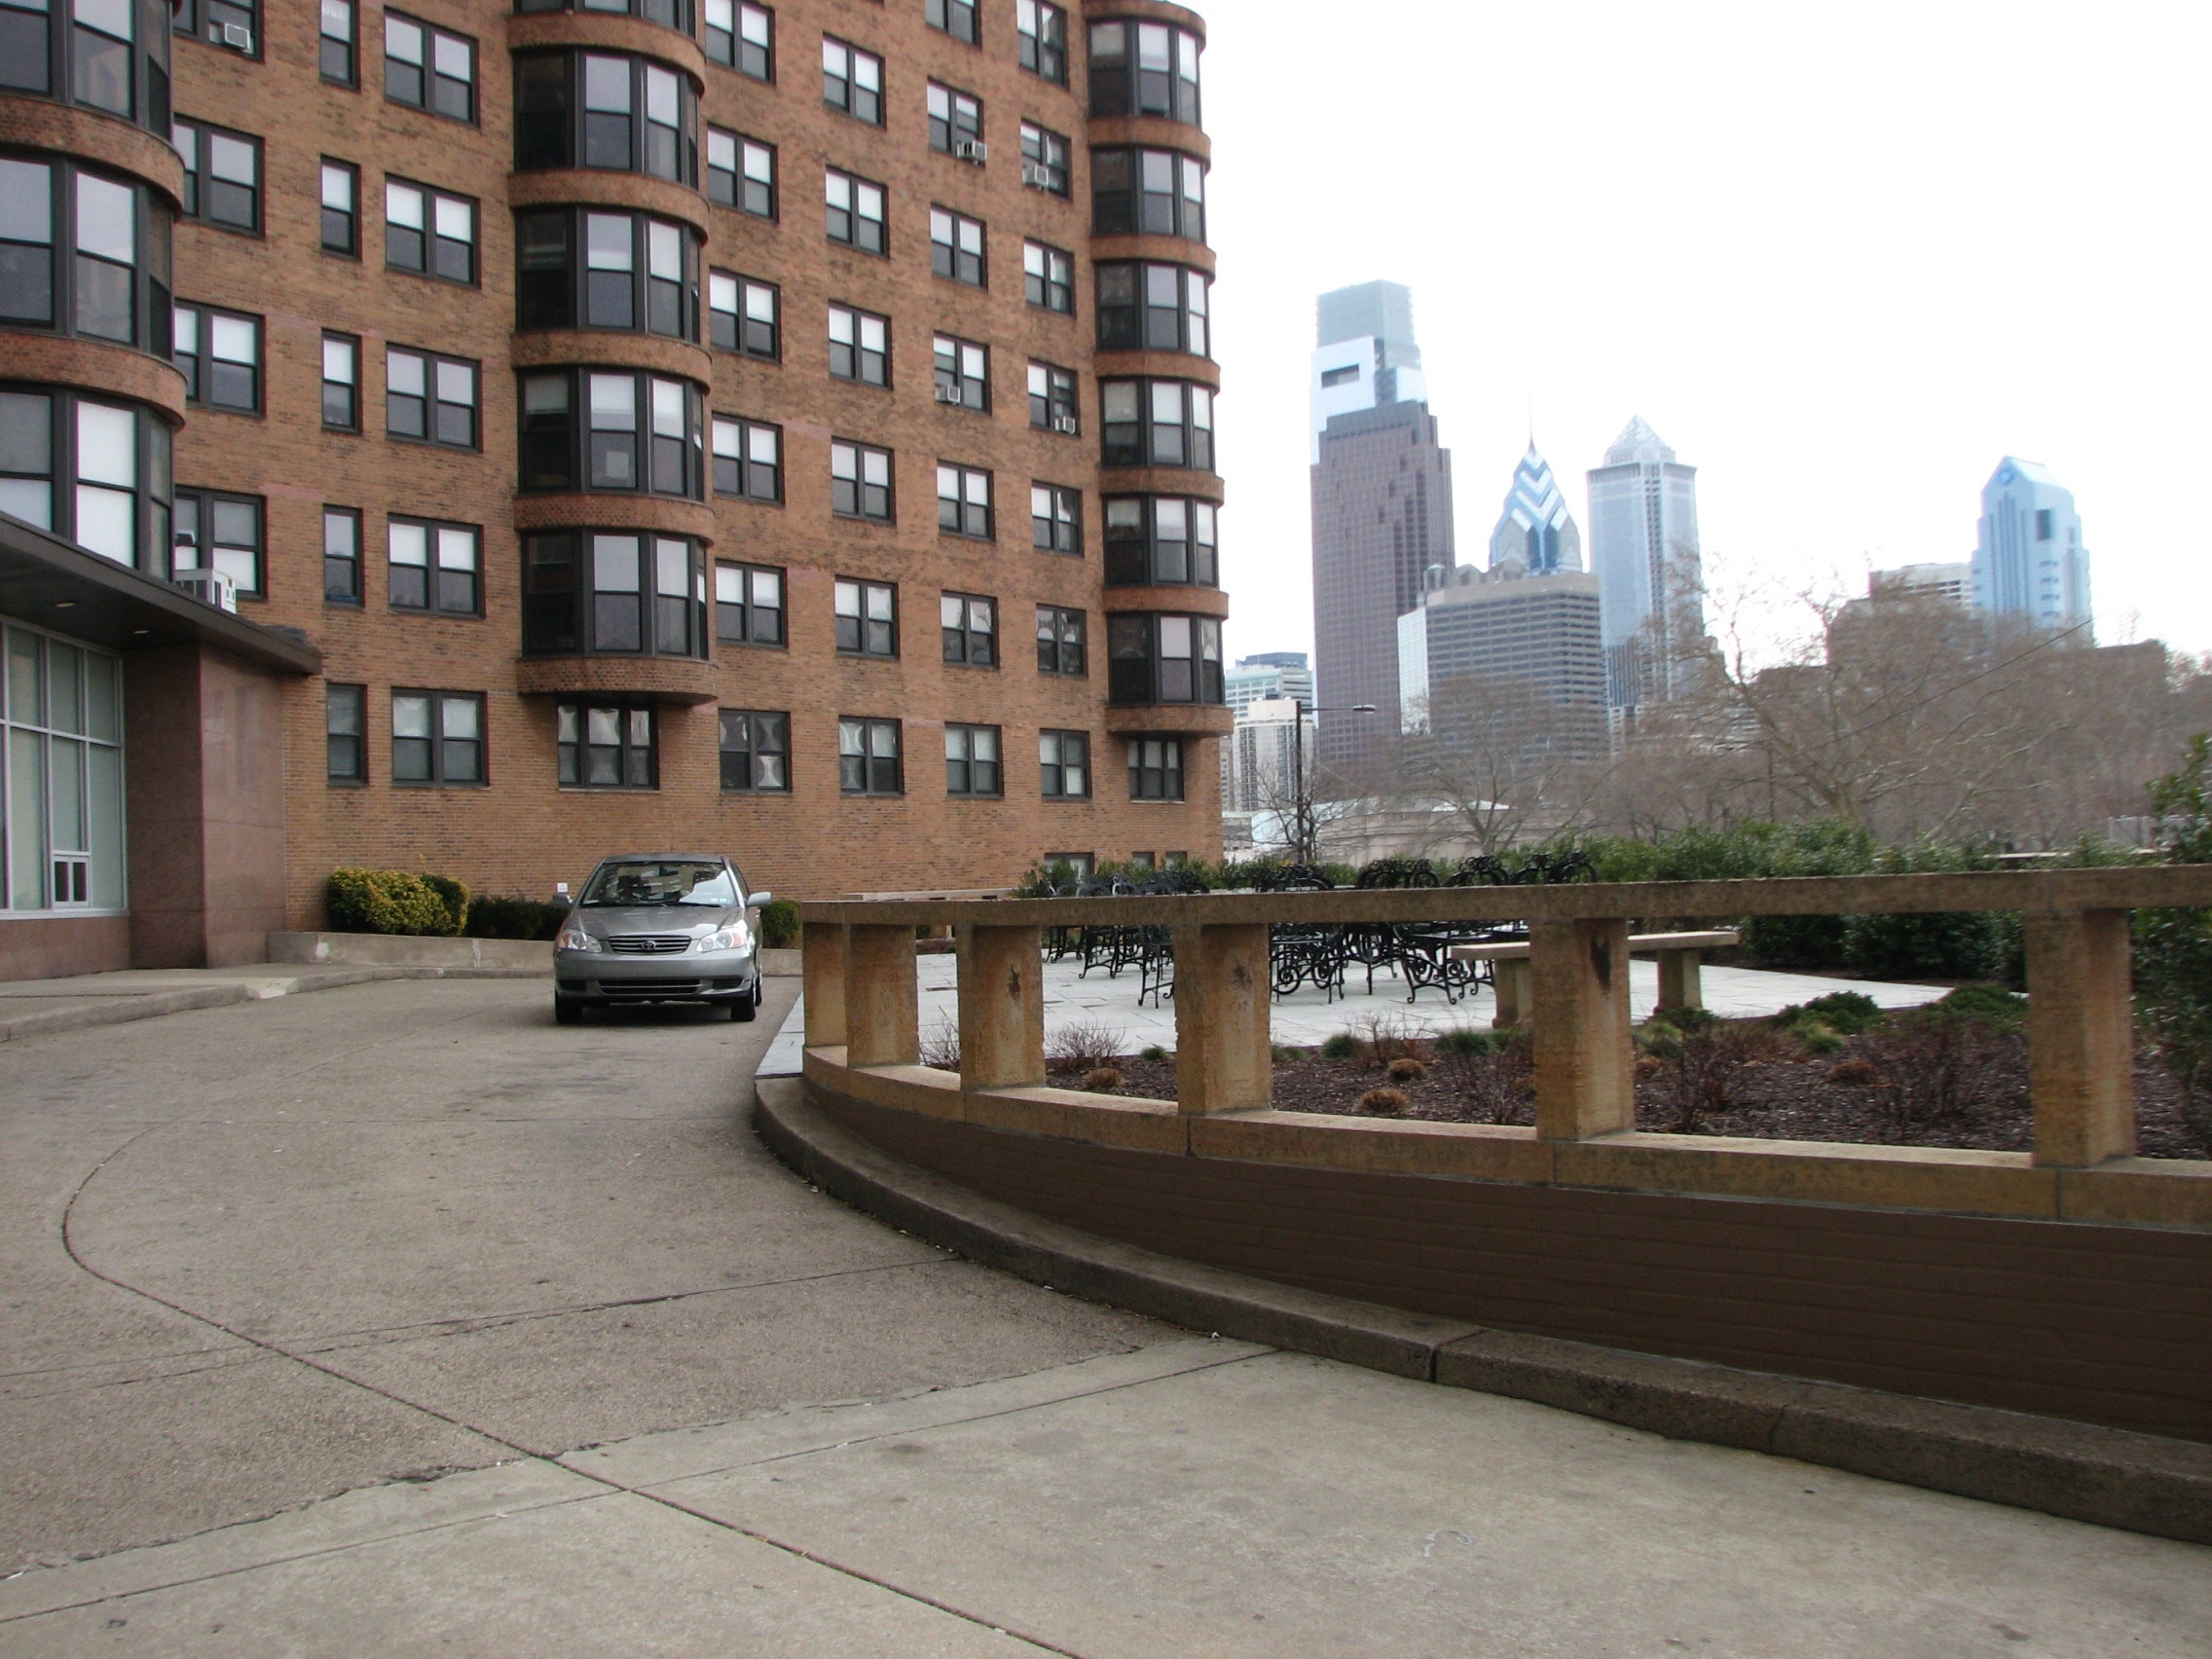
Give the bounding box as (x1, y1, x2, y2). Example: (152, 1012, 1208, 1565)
(5, 975, 2205, 1653)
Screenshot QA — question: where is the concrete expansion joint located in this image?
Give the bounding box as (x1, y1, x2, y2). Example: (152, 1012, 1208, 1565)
(755, 1074, 2212, 1548)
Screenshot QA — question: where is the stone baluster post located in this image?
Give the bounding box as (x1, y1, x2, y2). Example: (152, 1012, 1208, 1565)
(1172, 923, 1272, 1115)
(844, 923, 919, 1067)
(957, 924, 1046, 1090)
(1530, 916, 1635, 1140)
(802, 919, 848, 1048)
(2025, 908, 2136, 1167)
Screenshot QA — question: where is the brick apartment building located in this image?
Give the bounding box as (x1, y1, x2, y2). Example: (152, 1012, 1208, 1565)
(0, 0, 1227, 977)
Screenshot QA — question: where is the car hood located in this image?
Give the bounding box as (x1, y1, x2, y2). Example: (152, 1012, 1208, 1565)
(568, 904, 745, 938)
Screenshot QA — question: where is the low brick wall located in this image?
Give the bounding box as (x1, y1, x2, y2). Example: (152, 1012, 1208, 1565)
(804, 1072, 2212, 1445)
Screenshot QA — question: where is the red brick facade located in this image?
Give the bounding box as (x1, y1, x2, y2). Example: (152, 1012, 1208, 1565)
(5, 0, 1225, 928)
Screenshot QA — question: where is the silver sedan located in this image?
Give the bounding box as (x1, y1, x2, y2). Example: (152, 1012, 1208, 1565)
(552, 854, 770, 1023)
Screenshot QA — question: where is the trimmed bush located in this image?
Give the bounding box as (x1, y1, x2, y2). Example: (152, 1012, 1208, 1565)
(462, 895, 565, 940)
(1432, 1027, 1503, 1057)
(326, 868, 467, 937)
(1774, 990, 1886, 1036)
(1356, 1087, 1409, 1115)
(758, 899, 800, 949)
(1319, 1032, 1362, 1060)
(1844, 909, 2004, 981)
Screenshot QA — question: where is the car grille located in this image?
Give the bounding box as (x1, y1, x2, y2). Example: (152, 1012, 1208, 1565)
(607, 934, 693, 954)
(600, 977, 708, 996)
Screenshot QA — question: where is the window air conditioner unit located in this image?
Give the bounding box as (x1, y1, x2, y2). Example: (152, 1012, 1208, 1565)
(1021, 162, 1053, 188)
(933, 385, 962, 404)
(218, 21, 252, 50)
(173, 569, 239, 613)
(953, 139, 987, 164)
(1051, 415, 1078, 434)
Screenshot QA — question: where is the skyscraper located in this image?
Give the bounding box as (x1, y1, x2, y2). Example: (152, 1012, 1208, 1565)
(1488, 443, 1582, 574)
(1587, 417, 1704, 711)
(1396, 565, 1604, 736)
(1972, 459, 2092, 634)
(1309, 283, 1454, 771)
(1308, 280, 1428, 459)
(1224, 652, 1314, 717)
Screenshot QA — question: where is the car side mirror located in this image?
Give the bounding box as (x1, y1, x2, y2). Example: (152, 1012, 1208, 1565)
(748, 891, 772, 909)
(549, 890, 572, 912)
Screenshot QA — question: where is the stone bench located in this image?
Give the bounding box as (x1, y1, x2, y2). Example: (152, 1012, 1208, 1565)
(1453, 929, 1741, 1028)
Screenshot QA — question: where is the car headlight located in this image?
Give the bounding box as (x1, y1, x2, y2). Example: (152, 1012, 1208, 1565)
(554, 924, 603, 953)
(696, 923, 752, 954)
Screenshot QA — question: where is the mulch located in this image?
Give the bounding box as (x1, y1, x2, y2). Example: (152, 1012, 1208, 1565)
(1048, 1035, 2208, 1161)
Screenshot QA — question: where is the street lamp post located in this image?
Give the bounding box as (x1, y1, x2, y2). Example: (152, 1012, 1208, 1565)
(1290, 699, 1376, 865)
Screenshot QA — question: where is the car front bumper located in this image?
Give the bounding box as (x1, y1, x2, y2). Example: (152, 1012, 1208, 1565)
(555, 949, 757, 1002)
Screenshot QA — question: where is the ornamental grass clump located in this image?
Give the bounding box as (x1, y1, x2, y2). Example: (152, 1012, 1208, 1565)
(1083, 1066, 1124, 1092)
(1386, 1056, 1428, 1084)
(1356, 1088, 1408, 1116)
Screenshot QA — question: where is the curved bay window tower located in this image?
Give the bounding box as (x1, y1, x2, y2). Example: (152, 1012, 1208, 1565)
(3, 0, 1229, 965)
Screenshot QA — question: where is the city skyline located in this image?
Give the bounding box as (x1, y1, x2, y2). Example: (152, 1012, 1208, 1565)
(1200, 0, 2211, 666)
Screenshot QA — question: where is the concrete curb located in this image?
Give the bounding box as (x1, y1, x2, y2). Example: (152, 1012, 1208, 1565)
(0, 966, 547, 1043)
(754, 1075, 2212, 1545)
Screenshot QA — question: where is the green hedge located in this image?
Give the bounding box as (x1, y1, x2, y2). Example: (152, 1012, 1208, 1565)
(326, 868, 469, 937)
(758, 899, 799, 949)
(461, 895, 567, 940)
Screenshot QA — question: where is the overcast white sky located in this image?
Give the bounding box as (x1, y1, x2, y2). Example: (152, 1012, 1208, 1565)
(1200, 0, 2212, 666)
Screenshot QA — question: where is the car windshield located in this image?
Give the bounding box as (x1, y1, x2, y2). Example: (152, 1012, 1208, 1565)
(580, 861, 737, 907)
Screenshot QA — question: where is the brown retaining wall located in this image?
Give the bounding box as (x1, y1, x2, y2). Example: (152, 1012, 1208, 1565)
(808, 1079, 2212, 1445)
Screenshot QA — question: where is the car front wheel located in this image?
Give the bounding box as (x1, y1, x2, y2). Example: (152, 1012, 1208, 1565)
(731, 983, 756, 1022)
(555, 999, 583, 1026)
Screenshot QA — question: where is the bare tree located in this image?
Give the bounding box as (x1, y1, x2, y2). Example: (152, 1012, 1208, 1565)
(1382, 673, 1608, 855)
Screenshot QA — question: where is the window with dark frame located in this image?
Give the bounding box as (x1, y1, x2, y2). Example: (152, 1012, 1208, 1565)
(521, 532, 705, 657)
(385, 178, 476, 284)
(1127, 735, 1182, 800)
(704, 0, 772, 79)
(927, 0, 977, 46)
(936, 464, 991, 539)
(515, 0, 698, 26)
(828, 304, 889, 386)
(326, 682, 366, 782)
(1035, 604, 1085, 675)
(1108, 612, 1222, 704)
(1018, 121, 1068, 196)
(927, 82, 981, 154)
(1023, 240, 1073, 313)
(930, 207, 985, 286)
(1097, 262, 1208, 354)
(1088, 18, 1201, 123)
(708, 270, 777, 357)
(1017, 0, 1066, 84)
(0, 388, 171, 571)
(934, 334, 988, 410)
(707, 129, 775, 217)
(319, 159, 358, 254)
(0, 158, 175, 357)
(1031, 483, 1081, 553)
(512, 51, 696, 183)
(516, 208, 696, 339)
(174, 0, 257, 55)
(1101, 379, 1212, 470)
(821, 36, 880, 124)
(390, 689, 485, 785)
(944, 724, 1000, 796)
(833, 577, 895, 656)
(1091, 148, 1205, 241)
(5, 0, 174, 127)
(719, 708, 790, 791)
(838, 716, 900, 794)
(385, 12, 474, 122)
(172, 303, 259, 413)
(824, 168, 886, 253)
(714, 561, 784, 644)
(387, 518, 479, 614)
(1028, 361, 1076, 431)
(517, 369, 705, 498)
(711, 417, 781, 502)
(172, 118, 260, 233)
(557, 702, 656, 789)
(170, 488, 262, 594)
(323, 505, 361, 603)
(387, 346, 477, 448)
(319, 0, 355, 84)
(940, 592, 995, 666)
(1104, 495, 1217, 585)
(830, 440, 892, 521)
(321, 332, 358, 429)
(1040, 728, 1088, 798)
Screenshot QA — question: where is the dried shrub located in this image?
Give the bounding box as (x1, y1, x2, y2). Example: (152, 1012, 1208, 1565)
(1645, 1022, 1795, 1132)
(1437, 1029, 1535, 1125)
(1858, 1006, 2016, 1135)
(1635, 1055, 1664, 1080)
(1827, 1058, 1882, 1087)
(1386, 1056, 1428, 1084)
(1048, 1020, 1127, 1075)
(919, 1015, 961, 1072)
(1083, 1066, 1124, 1092)
(1357, 1088, 1409, 1116)
(1350, 1012, 1425, 1068)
